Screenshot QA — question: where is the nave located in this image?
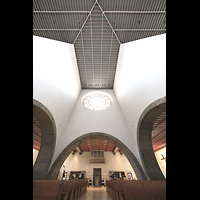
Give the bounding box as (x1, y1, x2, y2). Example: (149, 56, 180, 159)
(33, 180, 166, 200)
(77, 186, 112, 200)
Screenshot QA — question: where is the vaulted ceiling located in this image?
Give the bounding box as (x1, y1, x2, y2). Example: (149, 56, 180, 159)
(33, 0, 166, 89)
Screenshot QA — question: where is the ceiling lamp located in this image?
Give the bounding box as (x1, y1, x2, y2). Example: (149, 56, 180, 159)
(82, 91, 113, 110)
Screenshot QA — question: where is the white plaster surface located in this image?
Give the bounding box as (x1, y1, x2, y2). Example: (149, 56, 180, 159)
(33, 36, 81, 147)
(114, 34, 166, 165)
(59, 151, 137, 180)
(33, 34, 166, 175)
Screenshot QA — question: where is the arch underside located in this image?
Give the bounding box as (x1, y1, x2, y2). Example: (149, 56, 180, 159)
(137, 96, 166, 180)
(33, 97, 166, 180)
(33, 99, 56, 180)
(47, 132, 148, 180)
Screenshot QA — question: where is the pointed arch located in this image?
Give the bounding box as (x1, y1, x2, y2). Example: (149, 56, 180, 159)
(47, 132, 148, 180)
(137, 96, 166, 180)
(33, 99, 56, 179)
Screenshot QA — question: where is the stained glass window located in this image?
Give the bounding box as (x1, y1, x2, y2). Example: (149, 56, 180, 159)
(82, 91, 113, 110)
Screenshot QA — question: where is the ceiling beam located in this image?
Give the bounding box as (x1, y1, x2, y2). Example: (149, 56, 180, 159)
(33, 121, 40, 129)
(154, 144, 166, 152)
(33, 11, 166, 14)
(91, 139, 95, 150)
(33, 134, 41, 144)
(105, 141, 109, 151)
(33, 28, 166, 32)
(33, 130, 41, 138)
(33, 144, 40, 151)
(100, 139, 102, 150)
(104, 11, 166, 14)
(33, 11, 90, 13)
(96, 1, 120, 44)
(113, 147, 119, 154)
(33, 139, 40, 146)
(76, 146, 82, 154)
(153, 137, 166, 146)
(84, 142, 89, 151)
(115, 29, 166, 31)
(153, 117, 166, 131)
(73, 1, 97, 44)
(33, 29, 80, 31)
(152, 129, 166, 141)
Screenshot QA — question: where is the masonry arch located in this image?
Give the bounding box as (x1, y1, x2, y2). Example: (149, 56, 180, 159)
(33, 99, 56, 179)
(47, 132, 148, 180)
(137, 96, 166, 180)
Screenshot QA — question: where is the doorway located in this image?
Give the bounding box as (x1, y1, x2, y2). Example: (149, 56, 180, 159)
(93, 168, 101, 187)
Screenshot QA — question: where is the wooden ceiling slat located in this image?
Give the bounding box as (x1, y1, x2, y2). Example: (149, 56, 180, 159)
(33, 144, 40, 151)
(152, 111, 166, 152)
(33, 116, 41, 151)
(76, 139, 120, 152)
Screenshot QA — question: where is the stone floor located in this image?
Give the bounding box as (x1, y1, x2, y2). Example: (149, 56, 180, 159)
(78, 186, 113, 200)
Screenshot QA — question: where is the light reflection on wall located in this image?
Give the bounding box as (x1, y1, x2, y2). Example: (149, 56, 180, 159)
(154, 147, 166, 178)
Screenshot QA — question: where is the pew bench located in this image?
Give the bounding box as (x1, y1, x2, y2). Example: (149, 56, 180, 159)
(33, 180, 88, 200)
(33, 180, 63, 200)
(106, 180, 166, 200)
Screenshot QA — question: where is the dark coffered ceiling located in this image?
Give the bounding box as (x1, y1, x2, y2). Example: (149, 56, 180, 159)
(33, 0, 166, 89)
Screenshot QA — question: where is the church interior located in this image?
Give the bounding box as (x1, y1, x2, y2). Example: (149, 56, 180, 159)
(33, 0, 166, 199)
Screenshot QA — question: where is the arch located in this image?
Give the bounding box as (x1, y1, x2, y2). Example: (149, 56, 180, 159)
(33, 99, 56, 179)
(137, 96, 166, 180)
(47, 132, 148, 180)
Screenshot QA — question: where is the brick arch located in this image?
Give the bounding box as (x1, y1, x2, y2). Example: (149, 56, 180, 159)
(137, 96, 166, 180)
(33, 99, 56, 179)
(47, 132, 148, 180)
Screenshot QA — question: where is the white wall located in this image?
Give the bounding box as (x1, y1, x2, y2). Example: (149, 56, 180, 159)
(33, 148, 39, 166)
(33, 34, 166, 178)
(33, 36, 81, 148)
(58, 151, 137, 180)
(154, 147, 166, 178)
(50, 89, 134, 167)
(114, 34, 166, 165)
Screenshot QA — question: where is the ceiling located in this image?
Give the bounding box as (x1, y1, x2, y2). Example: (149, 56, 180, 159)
(152, 110, 166, 152)
(33, 116, 41, 151)
(33, 0, 166, 89)
(74, 4, 119, 89)
(74, 139, 119, 152)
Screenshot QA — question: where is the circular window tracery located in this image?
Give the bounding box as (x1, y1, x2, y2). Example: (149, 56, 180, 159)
(82, 91, 113, 110)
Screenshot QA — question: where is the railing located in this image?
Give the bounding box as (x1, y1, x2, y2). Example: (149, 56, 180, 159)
(90, 158, 105, 163)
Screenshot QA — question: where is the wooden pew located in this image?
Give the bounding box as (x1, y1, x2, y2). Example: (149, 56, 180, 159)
(79, 180, 87, 196)
(60, 180, 88, 200)
(123, 180, 166, 200)
(106, 180, 125, 200)
(33, 180, 63, 200)
(60, 180, 72, 200)
(115, 181, 125, 200)
(106, 180, 166, 200)
(106, 180, 113, 198)
(33, 180, 88, 200)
